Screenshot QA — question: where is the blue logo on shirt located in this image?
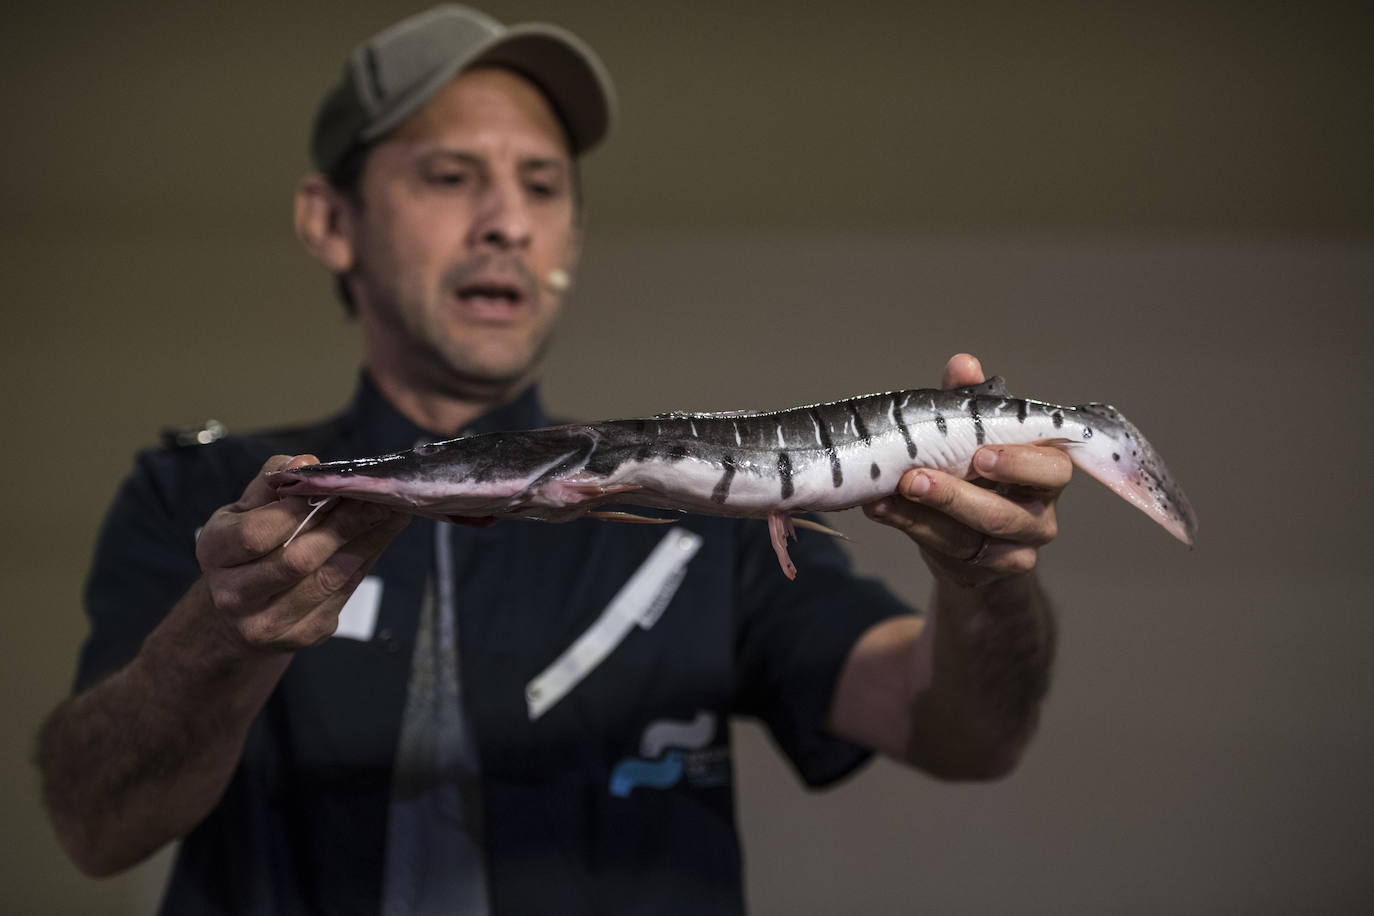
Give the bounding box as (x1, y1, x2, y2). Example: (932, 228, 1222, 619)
(609, 751, 684, 798)
(608, 711, 729, 798)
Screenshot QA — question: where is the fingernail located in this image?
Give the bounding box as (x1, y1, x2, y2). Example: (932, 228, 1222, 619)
(868, 499, 889, 519)
(907, 472, 931, 498)
(975, 449, 998, 473)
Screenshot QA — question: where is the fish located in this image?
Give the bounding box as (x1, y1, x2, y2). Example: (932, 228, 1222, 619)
(269, 377, 1197, 578)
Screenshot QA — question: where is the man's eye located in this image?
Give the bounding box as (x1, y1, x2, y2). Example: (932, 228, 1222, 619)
(527, 182, 557, 199)
(429, 172, 468, 186)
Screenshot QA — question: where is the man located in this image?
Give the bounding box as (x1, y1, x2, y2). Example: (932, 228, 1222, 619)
(38, 5, 1066, 913)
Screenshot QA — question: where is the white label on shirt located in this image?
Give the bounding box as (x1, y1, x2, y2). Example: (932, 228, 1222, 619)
(333, 576, 383, 641)
(525, 529, 704, 721)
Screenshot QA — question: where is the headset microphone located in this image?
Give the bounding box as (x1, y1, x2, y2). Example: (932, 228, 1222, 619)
(544, 268, 571, 292)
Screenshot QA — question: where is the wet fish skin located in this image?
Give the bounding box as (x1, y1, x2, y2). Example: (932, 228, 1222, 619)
(269, 378, 1197, 576)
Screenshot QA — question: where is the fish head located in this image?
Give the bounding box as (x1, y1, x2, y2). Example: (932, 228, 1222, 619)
(268, 427, 597, 518)
(270, 450, 437, 505)
(1069, 403, 1199, 546)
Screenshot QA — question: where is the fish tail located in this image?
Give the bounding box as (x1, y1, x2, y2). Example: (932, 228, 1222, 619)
(1069, 403, 1198, 546)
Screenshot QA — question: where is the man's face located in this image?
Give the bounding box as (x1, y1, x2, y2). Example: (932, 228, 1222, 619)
(345, 67, 580, 403)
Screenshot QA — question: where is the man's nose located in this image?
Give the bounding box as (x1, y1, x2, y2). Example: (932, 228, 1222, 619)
(469, 182, 532, 252)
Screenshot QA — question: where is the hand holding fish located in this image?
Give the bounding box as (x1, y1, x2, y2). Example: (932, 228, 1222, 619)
(862, 354, 1072, 589)
(826, 354, 1067, 779)
(196, 455, 411, 650)
(35, 455, 412, 877)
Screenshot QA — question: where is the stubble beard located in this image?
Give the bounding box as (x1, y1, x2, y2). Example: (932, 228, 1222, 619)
(428, 316, 557, 403)
(363, 266, 557, 406)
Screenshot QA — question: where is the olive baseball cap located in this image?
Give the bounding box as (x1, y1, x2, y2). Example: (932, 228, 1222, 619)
(310, 4, 616, 175)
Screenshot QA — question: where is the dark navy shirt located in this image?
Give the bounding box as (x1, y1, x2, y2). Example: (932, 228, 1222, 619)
(77, 375, 914, 915)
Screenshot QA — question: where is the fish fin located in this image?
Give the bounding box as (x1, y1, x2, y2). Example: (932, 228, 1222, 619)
(560, 481, 644, 498)
(767, 512, 798, 580)
(1033, 437, 1080, 450)
(955, 376, 1010, 398)
(790, 516, 851, 541)
(587, 511, 679, 525)
(655, 408, 765, 419)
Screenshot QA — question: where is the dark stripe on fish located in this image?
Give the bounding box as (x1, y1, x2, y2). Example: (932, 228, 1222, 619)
(870, 462, 880, 479)
(936, 414, 948, 437)
(1052, 410, 1064, 429)
(778, 451, 794, 499)
(712, 453, 737, 504)
(847, 401, 870, 444)
(969, 398, 985, 446)
(893, 395, 917, 458)
(1016, 399, 1028, 423)
(810, 407, 843, 487)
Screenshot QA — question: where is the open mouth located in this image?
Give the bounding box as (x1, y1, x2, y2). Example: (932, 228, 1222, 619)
(453, 279, 529, 319)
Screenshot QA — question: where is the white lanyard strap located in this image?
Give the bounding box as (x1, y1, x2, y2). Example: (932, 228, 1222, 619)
(526, 529, 703, 721)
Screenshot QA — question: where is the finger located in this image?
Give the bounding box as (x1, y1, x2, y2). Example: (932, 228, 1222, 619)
(206, 501, 396, 612)
(244, 512, 411, 649)
(897, 468, 1058, 546)
(864, 496, 1042, 579)
(288, 511, 410, 633)
(233, 454, 318, 511)
(200, 456, 333, 567)
(864, 495, 987, 559)
(940, 353, 984, 389)
(201, 496, 327, 568)
(969, 444, 1074, 492)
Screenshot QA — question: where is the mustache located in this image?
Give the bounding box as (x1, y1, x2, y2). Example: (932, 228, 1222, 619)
(440, 255, 541, 298)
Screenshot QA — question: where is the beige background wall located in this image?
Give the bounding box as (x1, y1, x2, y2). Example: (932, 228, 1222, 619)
(4, 2, 1371, 912)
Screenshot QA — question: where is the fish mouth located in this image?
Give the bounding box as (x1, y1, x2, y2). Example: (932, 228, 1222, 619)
(269, 455, 408, 496)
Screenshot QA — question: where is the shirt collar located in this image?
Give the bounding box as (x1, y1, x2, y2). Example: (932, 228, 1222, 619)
(347, 371, 552, 455)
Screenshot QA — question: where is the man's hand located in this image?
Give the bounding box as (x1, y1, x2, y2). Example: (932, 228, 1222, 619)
(38, 455, 410, 876)
(862, 353, 1071, 587)
(197, 455, 410, 651)
(829, 354, 1063, 779)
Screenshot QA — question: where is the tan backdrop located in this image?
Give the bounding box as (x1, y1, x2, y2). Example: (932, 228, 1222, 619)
(4, 2, 1372, 912)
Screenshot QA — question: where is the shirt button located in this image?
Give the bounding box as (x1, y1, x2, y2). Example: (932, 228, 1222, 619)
(376, 627, 398, 654)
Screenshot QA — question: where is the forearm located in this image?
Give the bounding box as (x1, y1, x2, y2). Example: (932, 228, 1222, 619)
(834, 354, 1067, 778)
(906, 571, 1056, 779)
(38, 579, 291, 876)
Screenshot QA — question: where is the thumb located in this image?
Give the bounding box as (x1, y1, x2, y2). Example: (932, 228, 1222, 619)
(236, 454, 320, 510)
(941, 353, 985, 390)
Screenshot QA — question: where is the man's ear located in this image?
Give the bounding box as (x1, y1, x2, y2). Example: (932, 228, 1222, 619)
(294, 174, 355, 273)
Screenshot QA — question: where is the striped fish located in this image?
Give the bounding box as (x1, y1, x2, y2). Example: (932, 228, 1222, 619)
(270, 377, 1197, 578)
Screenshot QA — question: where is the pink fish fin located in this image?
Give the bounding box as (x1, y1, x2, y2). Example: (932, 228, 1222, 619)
(586, 511, 679, 525)
(767, 511, 798, 580)
(538, 480, 645, 510)
(284, 496, 336, 548)
(1032, 437, 1080, 451)
(789, 515, 851, 541)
